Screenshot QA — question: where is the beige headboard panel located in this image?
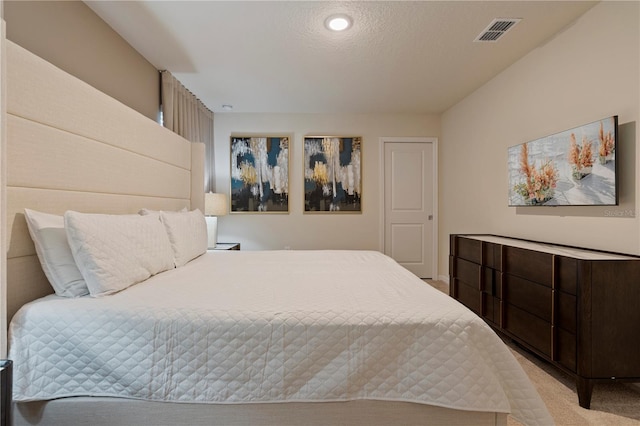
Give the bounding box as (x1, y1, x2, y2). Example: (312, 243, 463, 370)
(6, 41, 205, 321)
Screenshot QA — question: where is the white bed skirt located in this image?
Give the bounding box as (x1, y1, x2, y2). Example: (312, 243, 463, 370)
(14, 398, 508, 426)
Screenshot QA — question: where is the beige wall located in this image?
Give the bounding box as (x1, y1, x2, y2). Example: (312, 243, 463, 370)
(214, 113, 439, 251)
(4, 0, 159, 121)
(440, 1, 640, 279)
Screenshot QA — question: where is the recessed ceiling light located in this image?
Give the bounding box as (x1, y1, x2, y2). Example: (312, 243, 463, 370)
(222, 104, 233, 111)
(325, 14, 352, 32)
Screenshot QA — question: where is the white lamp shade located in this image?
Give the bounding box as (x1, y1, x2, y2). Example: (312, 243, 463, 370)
(204, 193, 228, 216)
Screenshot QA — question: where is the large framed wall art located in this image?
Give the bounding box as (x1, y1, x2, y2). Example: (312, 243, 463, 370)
(303, 136, 362, 213)
(507, 116, 618, 206)
(230, 135, 290, 213)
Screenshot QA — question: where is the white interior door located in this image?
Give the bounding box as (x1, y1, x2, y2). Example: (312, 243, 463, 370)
(383, 140, 435, 278)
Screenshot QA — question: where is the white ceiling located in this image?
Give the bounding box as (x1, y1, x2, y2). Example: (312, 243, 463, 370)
(86, 1, 597, 114)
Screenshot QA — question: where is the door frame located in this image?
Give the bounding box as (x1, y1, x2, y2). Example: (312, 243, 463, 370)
(379, 137, 438, 279)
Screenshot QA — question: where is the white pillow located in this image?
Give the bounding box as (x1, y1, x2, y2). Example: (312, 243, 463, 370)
(139, 207, 188, 216)
(23, 209, 89, 297)
(64, 211, 175, 297)
(159, 209, 208, 267)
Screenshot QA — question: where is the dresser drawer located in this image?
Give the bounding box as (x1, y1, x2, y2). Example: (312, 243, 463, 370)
(482, 294, 500, 325)
(555, 256, 577, 295)
(455, 279, 481, 315)
(504, 274, 551, 321)
(503, 246, 552, 286)
(556, 327, 576, 372)
(557, 291, 576, 333)
(454, 236, 482, 264)
(481, 266, 495, 294)
(482, 241, 502, 269)
(452, 257, 481, 289)
(505, 303, 551, 357)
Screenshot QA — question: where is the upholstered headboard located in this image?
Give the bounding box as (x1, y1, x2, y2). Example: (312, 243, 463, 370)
(5, 41, 205, 322)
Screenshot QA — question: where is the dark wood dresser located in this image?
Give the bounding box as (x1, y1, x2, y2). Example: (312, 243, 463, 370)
(449, 234, 640, 409)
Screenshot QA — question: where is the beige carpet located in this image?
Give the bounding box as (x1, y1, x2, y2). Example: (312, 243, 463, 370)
(506, 340, 640, 426)
(425, 280, 640, 426)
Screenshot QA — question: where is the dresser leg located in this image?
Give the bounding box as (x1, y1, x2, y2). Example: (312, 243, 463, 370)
(576, 377, 593, 409)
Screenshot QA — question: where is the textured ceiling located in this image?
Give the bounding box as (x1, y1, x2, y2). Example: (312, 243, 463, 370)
(86, 1, 597, 114)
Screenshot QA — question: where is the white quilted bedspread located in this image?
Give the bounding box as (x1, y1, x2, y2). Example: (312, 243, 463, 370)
(9, 250, 552, 425)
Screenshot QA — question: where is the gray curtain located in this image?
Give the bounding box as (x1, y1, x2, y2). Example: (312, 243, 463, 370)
(160, 71, 215, 192)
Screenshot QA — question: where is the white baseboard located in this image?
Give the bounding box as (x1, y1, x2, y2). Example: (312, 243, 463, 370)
(438, 274, 450, 284)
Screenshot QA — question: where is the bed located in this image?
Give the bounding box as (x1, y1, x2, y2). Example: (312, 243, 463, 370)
(4, 40, 553, 426)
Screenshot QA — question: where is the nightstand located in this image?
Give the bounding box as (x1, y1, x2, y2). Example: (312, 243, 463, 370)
(210, 243, 240, 251)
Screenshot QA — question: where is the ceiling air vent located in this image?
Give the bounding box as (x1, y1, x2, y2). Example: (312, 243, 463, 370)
(474, 18, 521, 42)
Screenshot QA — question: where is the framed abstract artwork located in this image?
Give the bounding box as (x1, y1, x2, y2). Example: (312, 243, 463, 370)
(230, 135, 289, 213)
(303, 136, 362, 213)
